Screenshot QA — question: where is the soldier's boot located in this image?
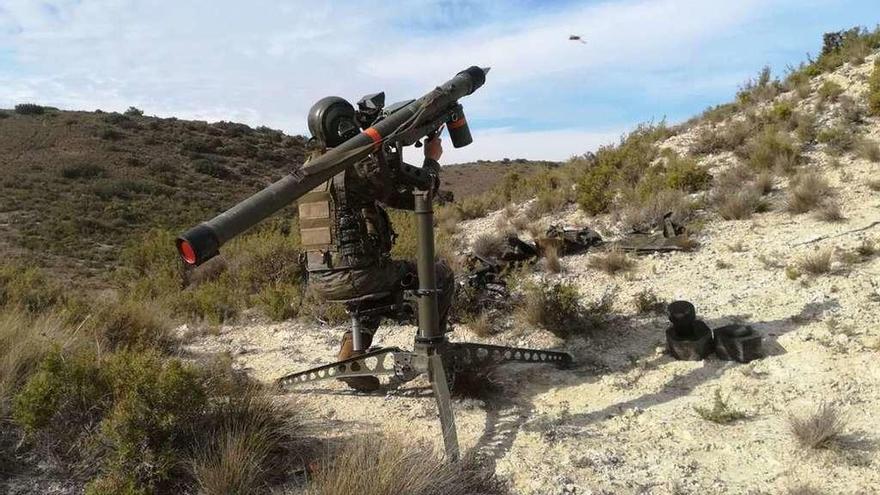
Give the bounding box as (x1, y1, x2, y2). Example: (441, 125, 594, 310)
(337, 331, 380, 392)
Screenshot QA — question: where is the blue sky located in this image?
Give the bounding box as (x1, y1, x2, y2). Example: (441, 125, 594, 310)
(0, 0, 877, 162)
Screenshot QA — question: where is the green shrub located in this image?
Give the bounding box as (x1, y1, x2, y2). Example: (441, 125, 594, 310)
(176, 278, 243, 324)
(85, 474, 149, 495)
(254, 282, 302, 321)
(99, 127, 124, 141)
(124, 107, 144, 117)
(745, 127, 801, 171)
(808, 27, 880, 75)
(193, 158, 234, 179)
(13, 349, 109, 433)
(692, 119, 753, 155)
(518, 280, 586, 338)
(61, 162, 108, 180)
(817, 125, 856, 153)
(662, 154, 712, 192)
(695, 389, 747, 424)
(0, 264, 62, 313)
(90, 300, 175, 352)
(869, 59, 880, 116)
(14, 103, 45, 115)
(101, 350, 208, 483)
(817, 80, 844, 103)
(576, 124, 667, 214)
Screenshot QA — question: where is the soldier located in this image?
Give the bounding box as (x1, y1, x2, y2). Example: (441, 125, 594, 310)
(298, 97, 454, 391)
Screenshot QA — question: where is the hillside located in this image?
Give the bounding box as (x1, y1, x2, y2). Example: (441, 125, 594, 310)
(0, 108, 551, 283)
(181, 31, 880, 495)
(0, 108, 308, 282)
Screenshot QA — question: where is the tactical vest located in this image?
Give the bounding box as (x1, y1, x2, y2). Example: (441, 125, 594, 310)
(298, 171, 394, 273)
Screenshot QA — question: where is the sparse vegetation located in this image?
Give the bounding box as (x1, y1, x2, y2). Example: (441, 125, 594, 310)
(464, 312, 495, 338)
(869, 58, 880, 115)
(632, 288, 664, 315)
(857, 139, 880, 162)
(745, 126, 801, 171)
(695, 389, 748, 424)
(787, 172, 833, 214)
(588, 248, 636, 275)
(814, 200, 844, 222)
(788, 402, 846, 449)
(817, 80, 844, 103)
(818, 125, 857, 153)
(304, 435, 506, 495)
(797, 248, 833, 275)
(541, 243, 563, 274)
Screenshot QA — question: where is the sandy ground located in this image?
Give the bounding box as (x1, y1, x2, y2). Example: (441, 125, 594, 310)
(184, 56, 880, 495)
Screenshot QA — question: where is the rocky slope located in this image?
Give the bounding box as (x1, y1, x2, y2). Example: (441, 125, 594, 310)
(185, 53, 880, 494)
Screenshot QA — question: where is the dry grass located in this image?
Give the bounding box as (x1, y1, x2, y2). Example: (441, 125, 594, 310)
(0, 309, 86, 416)
(814, 200, 845, 222)
(857, 139, 880, 162)
(303, 435, 506, 495)
(787, 172, 833, 214)
(191, 388, 307, 495)
(588, 248, 635, 275)
(717, 188, 767, 220)
(541, 244, 563, 274)
(788, 402, 846, 450)
(472, 232, 507, 259)
(797, 249, 833, 275)
(464, 312, 495, 338)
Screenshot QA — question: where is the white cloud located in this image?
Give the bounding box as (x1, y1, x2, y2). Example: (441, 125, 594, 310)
(0, 0, 826, 161)
(437, 127, 623, 163)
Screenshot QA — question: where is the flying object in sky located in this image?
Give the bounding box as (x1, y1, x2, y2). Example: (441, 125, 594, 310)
(568, 35, 586, 44)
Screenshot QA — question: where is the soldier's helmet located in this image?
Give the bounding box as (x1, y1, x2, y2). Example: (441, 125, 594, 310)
(308, 96, 358, 148)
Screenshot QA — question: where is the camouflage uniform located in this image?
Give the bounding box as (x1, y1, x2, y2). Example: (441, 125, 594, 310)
(299, 153, 454, 337)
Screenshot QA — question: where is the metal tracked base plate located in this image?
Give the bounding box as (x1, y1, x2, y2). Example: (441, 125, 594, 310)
(276, 341, 573, 389)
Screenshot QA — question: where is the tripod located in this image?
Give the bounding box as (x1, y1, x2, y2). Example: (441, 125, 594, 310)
(277, 190, 573, 461)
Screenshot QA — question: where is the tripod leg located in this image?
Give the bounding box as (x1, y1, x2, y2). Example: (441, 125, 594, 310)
(428, 353, 459, 462)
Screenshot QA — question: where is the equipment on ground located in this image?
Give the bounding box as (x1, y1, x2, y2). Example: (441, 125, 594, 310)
(175, 67, 573, 462)
(665, 301, 763, 362)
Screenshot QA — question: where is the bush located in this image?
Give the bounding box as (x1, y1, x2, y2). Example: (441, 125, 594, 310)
(808, 27, 880, 75)
(797, 248, 833, 275)
(817, 80, 844, 103)
(191, 388, 304, 495)
(90, 300, 175, 352)
(857, 139, 880, 162)
(61, 162, 108, 180)
(695, 389, 747, 424)
(632, 289, 664, 314)
(662, 153, 712, 192)
(99, 127, 124, 141)
(576, 124, 668, 214)
(124, 107, 144, 117)
(818, 125, 856, 153)
(787, 172, 832, 214)
(692, 119, 753, 155)
(305, 434, 506, 495)
(0, 310, 76, 416)
(193, 158, 234, 179)
(788, 402, 846, 449)
(745, 127, 801, 171)
(588, 248, 635, 275)
(14, 103, 45, 115)
(869, 59, 880, 116)
(0, 264, 62, 313)
(518, 280, 586, 338)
